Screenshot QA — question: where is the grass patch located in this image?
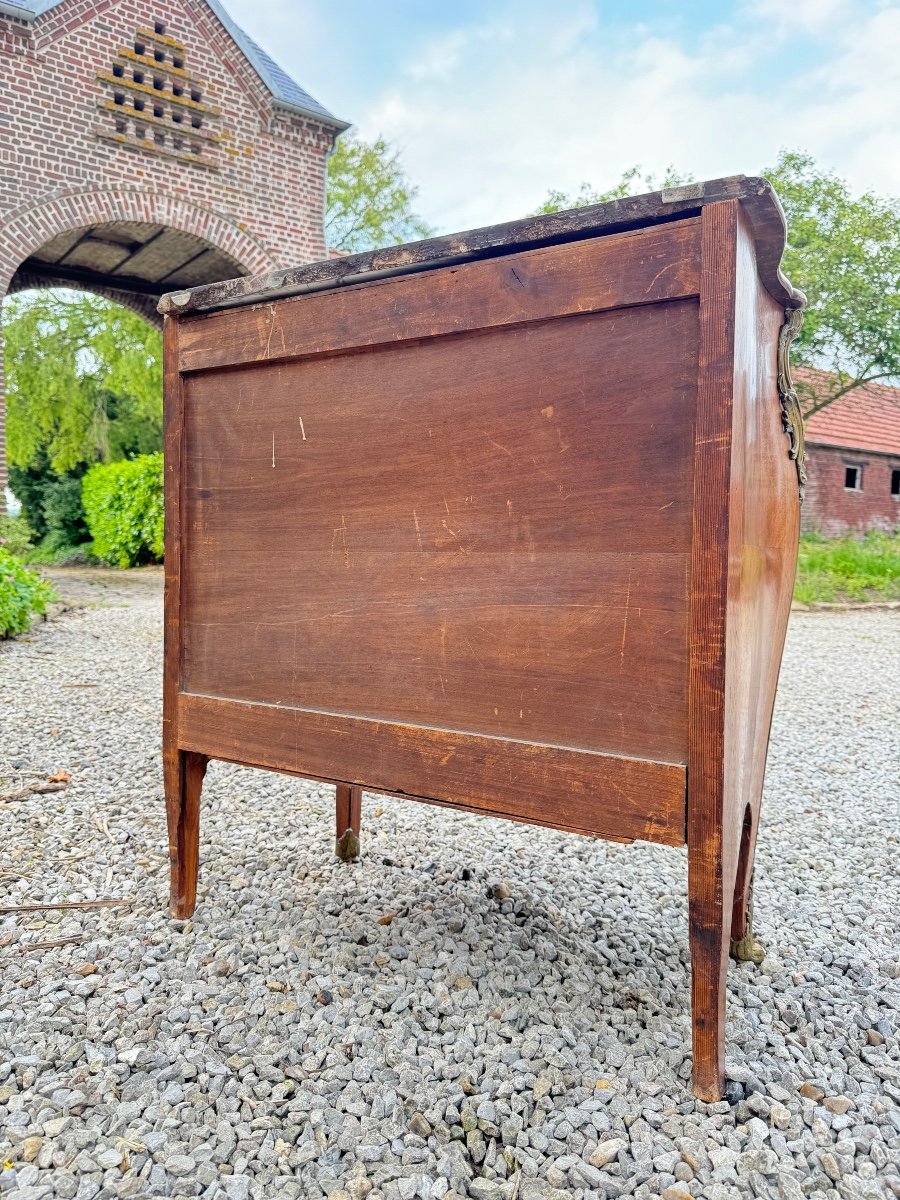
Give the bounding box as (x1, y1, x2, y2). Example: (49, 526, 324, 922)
(795, 531, 900, 604)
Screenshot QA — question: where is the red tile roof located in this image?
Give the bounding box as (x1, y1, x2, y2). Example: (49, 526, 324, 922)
(798, 368, 900, 457)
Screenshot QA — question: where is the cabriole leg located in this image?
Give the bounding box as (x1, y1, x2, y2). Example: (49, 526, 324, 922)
(165, 749, 208, 919)
(335, 783, 362, 861)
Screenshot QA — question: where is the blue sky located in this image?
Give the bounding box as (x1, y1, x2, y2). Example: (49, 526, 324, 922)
(223, 0, 898, 235)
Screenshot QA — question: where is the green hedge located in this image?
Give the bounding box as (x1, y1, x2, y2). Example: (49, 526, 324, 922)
(0, 548, 56, 638)
(82, 453, 164, 567)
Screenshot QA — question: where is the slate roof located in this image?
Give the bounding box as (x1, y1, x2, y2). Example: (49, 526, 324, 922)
(799, 368, 900, 457)
(0, 0, 348, 128)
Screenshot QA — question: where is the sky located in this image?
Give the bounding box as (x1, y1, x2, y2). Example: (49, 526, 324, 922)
(220, 0, 898, 235)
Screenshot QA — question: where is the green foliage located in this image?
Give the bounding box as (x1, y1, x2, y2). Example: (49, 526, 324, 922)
(326, 134, 433, 253)
(3, 290, 162, 474)
(533, 152, 899, 415)
(8, 458, 53, 538)
(8, 456, 87, 553)
(0, 548, 56, 638)
(0, 514, 35, 557)
(82, 453, 164, 567)
(531, 165, 694, 215)
(762, 150, 900, 413)
(794, 531, 900, 604)
(41, 473, 88, 547)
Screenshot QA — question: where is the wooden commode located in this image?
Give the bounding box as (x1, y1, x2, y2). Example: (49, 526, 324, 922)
(159, 176, 806, 1100)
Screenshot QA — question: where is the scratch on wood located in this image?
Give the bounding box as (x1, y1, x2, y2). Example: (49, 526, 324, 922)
(264, 303, 278, 359)
(331, 515, 351, 567)
(298, 415, 307, 441)
(619, 561, 633, 669)
(645, 258, 677, 294)
(271, 432, 275, 468)
(413, 510, 424, 553)
(489, 438, 513, 457)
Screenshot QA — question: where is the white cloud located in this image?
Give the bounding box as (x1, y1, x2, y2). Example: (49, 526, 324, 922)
(353, 0, 899, 233)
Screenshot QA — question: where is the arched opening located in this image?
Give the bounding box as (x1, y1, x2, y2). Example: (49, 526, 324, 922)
(2, 283, 166, 558)
(10, 219, 248, 309)
(2, 198, 278, 512)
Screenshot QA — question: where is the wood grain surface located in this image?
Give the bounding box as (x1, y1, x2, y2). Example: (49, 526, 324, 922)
(174, 219, 700, 373)
(177, 693, 687, 846)
(181, 299, 699, 764)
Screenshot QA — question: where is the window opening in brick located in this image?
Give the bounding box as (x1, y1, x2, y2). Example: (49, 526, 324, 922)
(133, 69, 144, 83)
(191, 115, 202, 129)
(154, 20, 166, 34)
(173, 56, 184, 69)
(154, 49, 165, 63)
(173, 83, 184, 96)
(114, 92, 125, 105)
(134, 41, 145, 56)
(190, 88, 202, 103)
(114, 117, 127, 133)
(173, 135, 184, 150)
(112, 63, 124, 78)
(153, 76, 164, 90)
(154, 130, 165, 145)
(891, 469, 900, 498)
(133, 98, 145, 112)
(154, 104, 163, 118)
(844, 465, 863, 492)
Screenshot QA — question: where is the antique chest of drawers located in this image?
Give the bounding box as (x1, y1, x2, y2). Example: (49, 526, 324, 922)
(160, 176, 805, 1099)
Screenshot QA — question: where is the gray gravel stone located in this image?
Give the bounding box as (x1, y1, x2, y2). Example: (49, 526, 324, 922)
(1, 577, 898, 1200)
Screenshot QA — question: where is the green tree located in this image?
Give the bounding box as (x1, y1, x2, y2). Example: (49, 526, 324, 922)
(531, 165, 694, 215)
(763, 150, 900, 415)
(3, 289, 162, 475)
(326, 134, 433, 253)
(533, 153, 900, 416)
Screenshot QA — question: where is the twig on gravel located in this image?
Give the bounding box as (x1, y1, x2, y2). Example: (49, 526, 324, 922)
(0, 899, 130, 915)
(17, 935, 85, 952)
(0, 781, 68, 802)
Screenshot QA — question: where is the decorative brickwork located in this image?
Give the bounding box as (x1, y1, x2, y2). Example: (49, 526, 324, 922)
(0, 0, 347, 503)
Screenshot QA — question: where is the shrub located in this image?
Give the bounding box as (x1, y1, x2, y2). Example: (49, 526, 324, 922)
(0, 514, 35, 556)
(8, 458, 89, 549)
(42, 473, 89, 546)
(82, 453, 164, 567)
(0, 548, 56, 638)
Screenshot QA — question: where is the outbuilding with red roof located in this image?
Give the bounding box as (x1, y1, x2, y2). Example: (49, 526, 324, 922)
(798, 368, 900, 536)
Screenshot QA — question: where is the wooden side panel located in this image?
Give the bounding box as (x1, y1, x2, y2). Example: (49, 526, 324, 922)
(687, 201, 739, 1101)
(177, 693, 688, 846)
(181, 299, 698, 764)
(686, 200, 800, 1101)
(175, 219, 701, 373)
(723, 208, 801, 934)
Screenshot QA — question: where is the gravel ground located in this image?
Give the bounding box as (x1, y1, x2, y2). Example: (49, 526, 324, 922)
(1, 569, 898, 1200)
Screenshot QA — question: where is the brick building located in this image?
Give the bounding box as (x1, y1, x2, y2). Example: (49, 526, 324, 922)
(0, 0, 348, 499)
(799, 368, 900, 536)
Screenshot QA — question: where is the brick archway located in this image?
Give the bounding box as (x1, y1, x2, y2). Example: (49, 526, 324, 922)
(0, 186, 278, 295)
(0, 0, 347, 508)
(0, 191, 280, 501)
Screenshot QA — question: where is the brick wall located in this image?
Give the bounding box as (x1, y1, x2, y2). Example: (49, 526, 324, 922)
(801, 443, 900, 536)
(0, 0, 343, 500)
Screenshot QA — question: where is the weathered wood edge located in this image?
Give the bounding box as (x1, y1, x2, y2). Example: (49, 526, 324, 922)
(158, 175, 805, 318)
